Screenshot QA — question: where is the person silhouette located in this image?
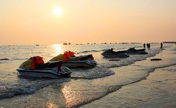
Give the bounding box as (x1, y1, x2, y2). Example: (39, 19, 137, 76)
(160, 42, 163, 48)
(143, 43, 146, 48)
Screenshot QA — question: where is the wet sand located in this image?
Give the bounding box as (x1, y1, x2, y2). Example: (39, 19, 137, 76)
(81, 48, 176, 108)
(81, 65, 176, 108)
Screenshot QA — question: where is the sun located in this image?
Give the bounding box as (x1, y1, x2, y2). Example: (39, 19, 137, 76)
(53, 8, 63, 16)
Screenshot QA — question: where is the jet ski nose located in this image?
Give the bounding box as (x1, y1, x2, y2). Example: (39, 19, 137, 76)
(62, 66, 71, 73)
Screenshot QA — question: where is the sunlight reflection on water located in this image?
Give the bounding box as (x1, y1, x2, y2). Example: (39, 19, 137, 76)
(62, 85, 83, 108)
(51, 44, 64, 56)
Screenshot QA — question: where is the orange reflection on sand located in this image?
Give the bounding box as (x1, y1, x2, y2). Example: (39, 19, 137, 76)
(46, 102, 59, 108)
(62, 86, 82, 108)
(52, 44, 64, 56)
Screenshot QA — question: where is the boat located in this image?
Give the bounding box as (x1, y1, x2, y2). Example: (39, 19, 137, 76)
(126, 47, 148, 54)
(62, 58, 96, 68)
(17, 56, 72, 78)
(50, 54, 97, 68)
(102, 48, 129, 58)
(49, 51, 97, 68)
(63, 43, 67, 45)
(17, 66, 71, 78)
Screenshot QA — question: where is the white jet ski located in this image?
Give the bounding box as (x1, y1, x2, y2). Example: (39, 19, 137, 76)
(17, 66, 71, 78)
(50, 54, 97, 68)
(17, 56, 72, 78)
(62, 58, 97, 68)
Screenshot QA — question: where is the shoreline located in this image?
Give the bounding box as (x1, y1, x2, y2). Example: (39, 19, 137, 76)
(80, 46, 176, 108)
(81, 64, 176, 108)
(0, 44, 175, 108)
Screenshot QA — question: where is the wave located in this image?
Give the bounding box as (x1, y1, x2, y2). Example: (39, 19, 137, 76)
(69, 85, 122, 108)
(71, 67, 115, 79)
(0, 78, 70, 100)
(118, 63, 176, 89)
(78, 50, 101, 54)
(12, 57, 29, 61)
(75, 64, 176, 108)
(0, 66, 115, 100)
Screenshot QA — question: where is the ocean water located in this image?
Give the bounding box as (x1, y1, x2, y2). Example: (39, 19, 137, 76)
(0, 43, 175, 108)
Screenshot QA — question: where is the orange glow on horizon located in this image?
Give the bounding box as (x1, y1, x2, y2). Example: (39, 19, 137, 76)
(0, 0, 175, 45)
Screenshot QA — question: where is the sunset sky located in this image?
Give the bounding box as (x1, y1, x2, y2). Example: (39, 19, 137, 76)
(0, 0, 175, 45)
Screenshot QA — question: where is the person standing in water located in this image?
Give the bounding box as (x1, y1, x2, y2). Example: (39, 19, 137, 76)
(147, 43, 150, 49)
(160, 42, 163, 48)
(143, 43, 146, 49)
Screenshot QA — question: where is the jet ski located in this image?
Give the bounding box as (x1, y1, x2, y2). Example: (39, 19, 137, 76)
(17, 56, 72, 78)
(50, 55, 97, 68)
(17, 66, 71, 78)
(62, 58, 96, 68)
(49, 51, 97, 68)
(126, 47, 148, 54)
(102, 48, 129, 58)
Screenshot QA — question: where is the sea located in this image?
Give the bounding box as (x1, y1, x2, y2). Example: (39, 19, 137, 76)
(0, 43, 176, 108)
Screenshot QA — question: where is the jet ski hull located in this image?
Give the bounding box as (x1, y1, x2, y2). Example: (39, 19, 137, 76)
(126, 48, 148, 54)
(62, 59, 97, 68)
(102, 48, 129, 58)
(17, 67, 71, 78)
(102, 53, 129, 58)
